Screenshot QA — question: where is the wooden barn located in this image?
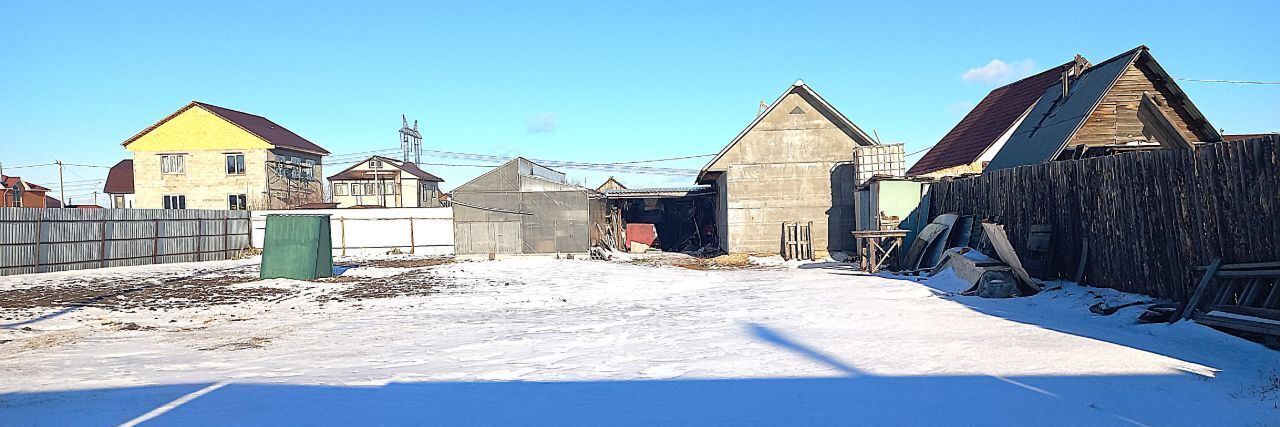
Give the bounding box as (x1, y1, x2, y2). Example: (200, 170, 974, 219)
(985, 46, 1222, 170)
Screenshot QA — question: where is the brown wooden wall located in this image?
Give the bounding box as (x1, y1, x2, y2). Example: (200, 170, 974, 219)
(926, 136, 1279, 301)
(1069, 63, 1202, 147)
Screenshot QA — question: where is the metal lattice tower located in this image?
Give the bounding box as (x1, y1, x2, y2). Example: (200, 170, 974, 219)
(400, 115, 422, 164)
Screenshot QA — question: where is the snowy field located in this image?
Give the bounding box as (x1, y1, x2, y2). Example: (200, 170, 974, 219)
(1, 255, 1278, 426)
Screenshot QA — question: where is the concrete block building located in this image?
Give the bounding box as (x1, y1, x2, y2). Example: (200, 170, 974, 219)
(119, 101, 329, 210)
(696, 80, 879, 255)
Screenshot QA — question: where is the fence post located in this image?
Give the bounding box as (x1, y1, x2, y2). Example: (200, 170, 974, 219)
(196, 217, 203, 262)
(339, 217, 347, 256)
(409, 217, 416, 254)
(33, 210, 44, 273)
(224, 214, 231, 258)
(152, 218, 160, 264)
(99, 215, 108, 268)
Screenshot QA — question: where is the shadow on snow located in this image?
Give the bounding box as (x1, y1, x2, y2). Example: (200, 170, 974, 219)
(4, 323, 1268, 426)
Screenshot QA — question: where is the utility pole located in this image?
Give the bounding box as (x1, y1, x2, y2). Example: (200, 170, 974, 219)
(56, 160, 65, 208)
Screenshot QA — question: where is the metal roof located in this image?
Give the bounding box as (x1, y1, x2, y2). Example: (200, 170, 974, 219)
(103, 159, 134, 194)
(908, 59, 1087, 176)
(122, 101, 330, 155)
(985, 46, 1221, 171)
(603, 186, 713, 198)
(985, 47, 1144, 171)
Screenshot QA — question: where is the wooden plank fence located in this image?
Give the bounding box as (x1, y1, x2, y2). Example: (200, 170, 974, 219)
(926, 136, 1279, 301)
(0, 208, 252, 276)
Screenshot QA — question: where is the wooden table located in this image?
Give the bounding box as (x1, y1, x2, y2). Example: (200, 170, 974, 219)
(851, 229, 909, 273)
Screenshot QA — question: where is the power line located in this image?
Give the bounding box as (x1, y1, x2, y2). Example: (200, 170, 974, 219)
(906, 145, 934, 157)
(599, 153, 715, 164)
(1175, 77, 1280, 85)
(2, 163, 56, 170)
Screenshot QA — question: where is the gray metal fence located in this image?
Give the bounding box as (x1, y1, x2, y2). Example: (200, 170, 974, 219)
(0, 208, 252, 276)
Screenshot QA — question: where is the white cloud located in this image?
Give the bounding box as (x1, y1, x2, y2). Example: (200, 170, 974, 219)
(961, 59, 1036, 85)
(525, 112, 557, 134)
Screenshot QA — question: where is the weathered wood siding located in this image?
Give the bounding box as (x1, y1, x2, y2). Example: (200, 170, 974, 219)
(1068, 63, 1202, 147)
(927, 136, 1279, 301)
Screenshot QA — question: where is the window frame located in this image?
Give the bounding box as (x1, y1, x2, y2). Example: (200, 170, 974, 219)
(163, 195, 186, 209)
(227, 194, 247, 210)
(160, 154, 186, 174)
(333, 183, 347, 196)
(225, 153, 246, 175)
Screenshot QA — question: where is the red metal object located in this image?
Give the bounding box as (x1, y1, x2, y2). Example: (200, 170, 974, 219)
(626, 223, 658, 246)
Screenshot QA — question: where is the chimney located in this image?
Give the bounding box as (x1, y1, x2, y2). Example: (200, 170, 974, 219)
(1062, 70, 1071, 98)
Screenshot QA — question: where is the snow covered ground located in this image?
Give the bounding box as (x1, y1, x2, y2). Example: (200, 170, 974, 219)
(1, 256, 1278, 426)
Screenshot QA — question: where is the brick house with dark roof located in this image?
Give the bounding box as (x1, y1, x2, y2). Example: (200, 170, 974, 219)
(1, 175, 53, 208)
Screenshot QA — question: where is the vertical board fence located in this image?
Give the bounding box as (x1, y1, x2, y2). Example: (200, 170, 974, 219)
(926, 136, 1279, 301)
(0, 208, 252, 276)
(251, 207, 454, 257)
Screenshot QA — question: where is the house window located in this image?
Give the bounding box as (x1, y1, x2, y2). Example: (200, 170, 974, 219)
(160, 155, 185, 174)
(228, 194, 247, 210)
(113, 195, 124, 208)
(163, 195, 186, 209)
(303, 159, 315, 179)
(226, 154, 246, 175)
(334, 183, 347, 196)
(369, 159, 383, 169)
(384, 182, 396, 194)
(351, 183, 364, 196)
(364, 183, 375, 195)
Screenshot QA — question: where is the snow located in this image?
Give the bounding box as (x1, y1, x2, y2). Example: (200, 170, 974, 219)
(1, 257, 1278, 426)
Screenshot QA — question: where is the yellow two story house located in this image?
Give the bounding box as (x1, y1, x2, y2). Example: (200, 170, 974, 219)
(121, 101, 329, 210)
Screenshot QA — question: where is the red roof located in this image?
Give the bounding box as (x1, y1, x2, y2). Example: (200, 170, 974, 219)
(104, 159, 134, 194)
(907, 59, 1087, 176)
(123, 101, 329, 155)
(2, 175, 50, 192)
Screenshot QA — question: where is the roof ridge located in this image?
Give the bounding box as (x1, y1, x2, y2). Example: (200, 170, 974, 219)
(1081, 45, 1148, 71)
(990, 58, 1083, 91)
(192, 101, 269, 120)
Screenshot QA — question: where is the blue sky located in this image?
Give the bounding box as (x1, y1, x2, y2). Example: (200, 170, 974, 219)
(2, 1, 1277, 202)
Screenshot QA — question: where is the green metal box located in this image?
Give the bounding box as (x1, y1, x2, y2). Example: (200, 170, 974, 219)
(260, 214, 334, 280)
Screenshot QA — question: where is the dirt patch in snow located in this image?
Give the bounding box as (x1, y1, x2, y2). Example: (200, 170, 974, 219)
(339, 257, 455, 269)
(625, 252, 771, 270)
(200, 336, 272, 351)
(315, 272, 453, 302)
(0, 268, 289, 314)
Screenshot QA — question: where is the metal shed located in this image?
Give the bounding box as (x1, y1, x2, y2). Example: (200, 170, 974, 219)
(449, 157, 604, 255)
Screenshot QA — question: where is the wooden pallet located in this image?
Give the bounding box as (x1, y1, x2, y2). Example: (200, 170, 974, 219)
(781, 221, 814, 261)
(1177, 258, 1280, 337)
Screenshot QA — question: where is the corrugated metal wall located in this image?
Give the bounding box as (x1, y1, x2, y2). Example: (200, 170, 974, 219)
(0, 208, 251, 276)
(451, 160, 598, 255)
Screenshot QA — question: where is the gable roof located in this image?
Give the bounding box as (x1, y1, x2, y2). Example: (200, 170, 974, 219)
(596, 176, 627, 192)
(986, 46, 1221, 171)
(121, 101, 330, 155)
(103, 159, 135, 194)
(1, 175, 49, 192)
(696, 80, 878, 183)
(327, 155, 444, 182)
(907, 58, 1089, 176)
